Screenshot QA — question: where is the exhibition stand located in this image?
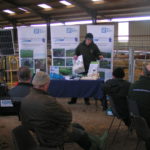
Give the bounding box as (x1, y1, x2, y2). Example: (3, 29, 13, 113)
(48, 79, 104, 99)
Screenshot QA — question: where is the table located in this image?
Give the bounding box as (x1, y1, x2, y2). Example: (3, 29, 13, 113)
(48, 79, 104, 99)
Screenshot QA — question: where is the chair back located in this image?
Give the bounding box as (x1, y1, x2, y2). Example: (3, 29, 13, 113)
(128, 99, 140, 116)
(133, 115, 150, 141)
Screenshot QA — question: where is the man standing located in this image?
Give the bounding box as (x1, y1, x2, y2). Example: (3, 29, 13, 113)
(20, 71, 107, 150)
(128, 63, 150, 150)
(68, 33, 103, 105)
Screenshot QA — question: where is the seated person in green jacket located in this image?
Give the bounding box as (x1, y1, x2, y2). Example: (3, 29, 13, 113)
(128, 63, 150, 150)
(20, 71, 107, 150)
(103, 67, 131, 127)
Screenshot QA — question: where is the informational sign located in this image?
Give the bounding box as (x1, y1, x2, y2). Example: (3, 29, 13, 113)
(51, 26, 80, 76)
(87, 25, 114, 81)
(18, 27, 47, 73)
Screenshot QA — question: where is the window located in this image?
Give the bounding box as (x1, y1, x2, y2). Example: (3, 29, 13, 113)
(118, 22, 129, 42)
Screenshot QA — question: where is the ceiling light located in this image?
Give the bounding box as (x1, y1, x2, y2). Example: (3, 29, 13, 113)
(59, 1, 72, 6)
(3, 9, 15, 14)
(37, 4, 52, 9)
(18, 8, 29, 12)
(92, 0, 104, 2)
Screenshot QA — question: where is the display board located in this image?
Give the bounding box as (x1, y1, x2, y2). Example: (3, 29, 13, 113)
(51, 26, 80, 76)
(0, 30, 14, 56)
(87, 25, 114, 81)
(18, 27, 47, 74)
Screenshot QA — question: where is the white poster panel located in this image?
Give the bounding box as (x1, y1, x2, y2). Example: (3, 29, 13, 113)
(87, 25, 114, 81)
(18, 27, 47, 73)
(51, 26, 80, 76)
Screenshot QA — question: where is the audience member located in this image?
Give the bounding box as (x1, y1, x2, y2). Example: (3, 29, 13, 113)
(129, 63, 150, 150)
(20, 71, 107, 150)
(103, 67, 131, 126)
(9, 67, 32, 115)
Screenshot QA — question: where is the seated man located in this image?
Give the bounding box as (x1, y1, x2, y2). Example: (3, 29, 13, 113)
(9, 66, 32, 115)
(128, 63, 150, 150)
(103, 67, 131, 126)
(20, 71, 107, 150)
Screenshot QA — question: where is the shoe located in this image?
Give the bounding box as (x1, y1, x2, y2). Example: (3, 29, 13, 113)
(88, 131, 108, 150)
(68, 101, 76, 104)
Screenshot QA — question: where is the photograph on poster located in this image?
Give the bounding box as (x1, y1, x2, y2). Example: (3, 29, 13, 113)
(100, 59, 111, 69)
(66, 58, 73, 66)
(35, 59, 46, 72)
(53, 58, 65, 66)
(101, 52, 112, 58)
(53, 49, 65, 57)
(20, 50, 33, 58)
(66, 49, 75, 57)
(21, 58, 33, 68)
(99, 71, 105, 79)
(59, 67, 72, 76)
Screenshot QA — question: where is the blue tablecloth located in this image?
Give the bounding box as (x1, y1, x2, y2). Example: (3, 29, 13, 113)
(48, 79, 104, 99)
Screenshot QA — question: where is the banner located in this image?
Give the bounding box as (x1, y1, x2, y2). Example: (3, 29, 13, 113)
(18, 27, 47, 74)
(87, 25, 114, 81)
(51, 26, 80, 76)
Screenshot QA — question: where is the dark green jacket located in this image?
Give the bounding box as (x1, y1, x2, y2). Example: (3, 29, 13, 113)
(20, 88, 72, 147)
(75, 41, 101, 73)
(128, 76, 150, 126)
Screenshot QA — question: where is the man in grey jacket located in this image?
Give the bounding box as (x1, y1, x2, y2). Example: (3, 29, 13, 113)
(20, 71, 107, 150)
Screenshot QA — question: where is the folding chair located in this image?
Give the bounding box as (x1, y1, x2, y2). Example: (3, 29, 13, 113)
(12, 125, 64, 150)
(133, 115, 150, 150)
(107, 97, 122, 144)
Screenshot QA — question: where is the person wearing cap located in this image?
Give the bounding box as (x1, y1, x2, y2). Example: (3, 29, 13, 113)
(68, 33, 103, 105)
(20, 71, 107, 150)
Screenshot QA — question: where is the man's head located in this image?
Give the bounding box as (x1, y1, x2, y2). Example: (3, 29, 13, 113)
(142, 63, 150, 77)
(32, 71, 50, 92)
(85, 33, 93, 46)
(18, 67, 31, 83)
(113, 67, 125, 79)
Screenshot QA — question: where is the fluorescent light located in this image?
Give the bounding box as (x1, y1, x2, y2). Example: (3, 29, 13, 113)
(18, 7, 29, 12)
(4, 26, 13, 29)
(3, 9, 15, 14)
(92, 0, 104, 1)
(65, 20, 92, 25)
(37, 4, 52, 9)
(59, 1, 72, 6)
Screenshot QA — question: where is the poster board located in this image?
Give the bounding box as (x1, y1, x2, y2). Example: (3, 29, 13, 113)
(18, 27, 47, 74)
(51, 26, 80, 76)
(87, 25, 114, 81)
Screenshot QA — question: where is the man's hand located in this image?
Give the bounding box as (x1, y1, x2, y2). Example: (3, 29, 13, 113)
(73, 55, 78, 60)
(99, 55, 104, 60)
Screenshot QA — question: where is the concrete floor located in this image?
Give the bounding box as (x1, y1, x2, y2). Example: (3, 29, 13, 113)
(0, 98, 146, 150)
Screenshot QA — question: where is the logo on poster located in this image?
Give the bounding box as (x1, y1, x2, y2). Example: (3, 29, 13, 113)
(66, 28, 77, 33)
(34, 28, 44, 34)
(101, 27, 112, 33)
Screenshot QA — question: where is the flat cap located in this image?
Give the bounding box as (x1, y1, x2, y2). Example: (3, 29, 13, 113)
(32, 71, 50, 86)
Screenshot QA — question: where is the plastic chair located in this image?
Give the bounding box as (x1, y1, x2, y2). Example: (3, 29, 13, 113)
(12, 125, 63, 150)
(107, 97, 122, 144)
(133, 115, 150, 150)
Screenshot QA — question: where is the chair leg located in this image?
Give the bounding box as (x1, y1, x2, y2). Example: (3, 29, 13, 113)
(135, 139, 141, 150)
(112, 120, 122, 144)
(108, 116, 115, 134)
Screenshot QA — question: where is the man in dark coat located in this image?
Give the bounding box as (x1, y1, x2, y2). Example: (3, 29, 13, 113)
(9, 66, 32, 116)
(103, 67, 131, 126)
(20, 71, 107, 150)
(128, 63, 150, 150)
(68, 33, 103, 105)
